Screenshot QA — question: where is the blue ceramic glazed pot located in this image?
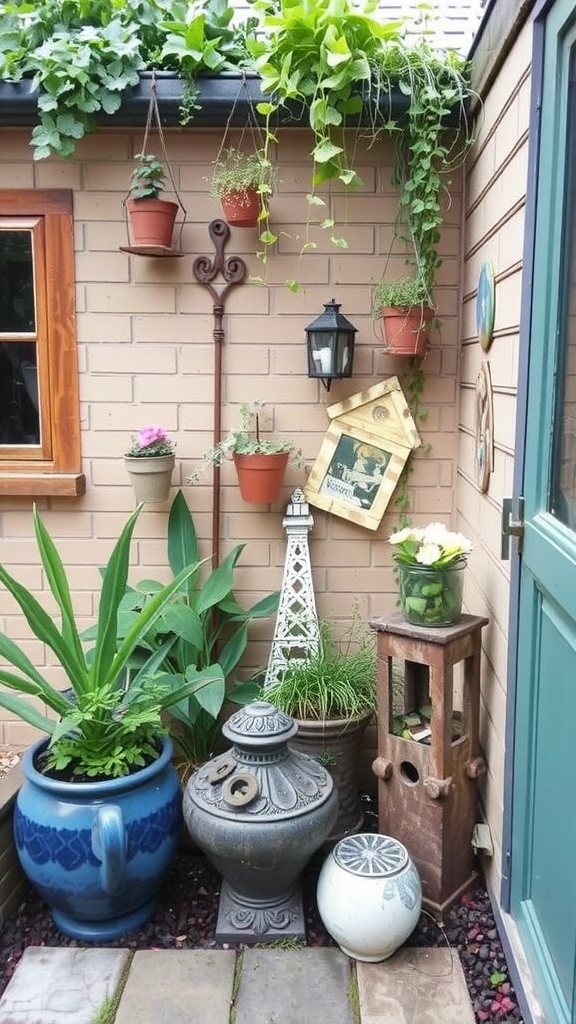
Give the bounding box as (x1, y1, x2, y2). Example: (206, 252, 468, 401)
(14, 736, 181, 941)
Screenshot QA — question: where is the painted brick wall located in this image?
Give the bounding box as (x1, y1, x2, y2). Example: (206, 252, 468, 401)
(459, 19, 532, 894)
(0, 125, 462, 751)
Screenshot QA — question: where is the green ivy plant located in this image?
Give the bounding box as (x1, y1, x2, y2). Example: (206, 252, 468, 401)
(377, 20, 475, 303)
(0, 0, 249, 159)
(0, 1, 146, 160)
(158, 0, 251, 123)
(247, 0, 475, 292)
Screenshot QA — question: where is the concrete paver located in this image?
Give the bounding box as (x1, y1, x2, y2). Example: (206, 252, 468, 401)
(235, 948, 355, 1024)
(114, 949, 236, 1024)
(0, 945, 476, 1024)
(0, 946, 130, 1024)
(357, 947, 476, 1024)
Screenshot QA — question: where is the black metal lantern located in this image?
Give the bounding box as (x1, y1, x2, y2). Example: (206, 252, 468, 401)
(305, 299, 357, 391)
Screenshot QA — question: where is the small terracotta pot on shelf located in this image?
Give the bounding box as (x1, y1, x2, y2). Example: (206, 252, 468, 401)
(126, 198, 178, 248)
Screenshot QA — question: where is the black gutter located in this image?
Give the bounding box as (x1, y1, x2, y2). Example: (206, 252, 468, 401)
(0, 70, 414, 130)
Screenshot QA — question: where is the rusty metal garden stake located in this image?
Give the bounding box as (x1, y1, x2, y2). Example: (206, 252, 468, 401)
(192, 219, 246, 565)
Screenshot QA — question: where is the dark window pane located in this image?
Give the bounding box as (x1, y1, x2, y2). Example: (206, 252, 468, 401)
(0, 341, 40, 445)
(0, 231, 35, 333)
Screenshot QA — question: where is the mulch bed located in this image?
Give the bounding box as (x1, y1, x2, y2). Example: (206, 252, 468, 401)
(0, 805, 523, 1024)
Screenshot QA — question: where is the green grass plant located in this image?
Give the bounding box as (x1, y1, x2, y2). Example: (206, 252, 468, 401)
(264, 620, 376, 721)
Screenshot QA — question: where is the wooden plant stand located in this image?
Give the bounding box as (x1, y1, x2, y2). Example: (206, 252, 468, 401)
(370, 612, 489, 916)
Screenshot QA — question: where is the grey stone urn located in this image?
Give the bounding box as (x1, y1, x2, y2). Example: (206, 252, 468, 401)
(183, 701, 338, 943)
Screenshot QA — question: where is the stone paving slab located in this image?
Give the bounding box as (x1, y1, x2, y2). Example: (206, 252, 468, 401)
(114, 949, 236, 1024)
(357, 947, 476, 1024)
(235, 948, 355, 1024)
(0, 946, 130, 1024)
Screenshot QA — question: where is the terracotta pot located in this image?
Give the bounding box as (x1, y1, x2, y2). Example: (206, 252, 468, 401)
(126, 198, 178, 247)
(380, 305, 434, 356)
(233, 451, 289, 503)
(124, 454, 175, 504)
(220, 188, 261, 227)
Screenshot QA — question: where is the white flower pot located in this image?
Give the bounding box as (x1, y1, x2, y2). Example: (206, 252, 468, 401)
(316, 833, 421, 961)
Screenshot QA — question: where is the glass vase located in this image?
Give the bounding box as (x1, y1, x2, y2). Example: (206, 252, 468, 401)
(396, 558, 466, 627)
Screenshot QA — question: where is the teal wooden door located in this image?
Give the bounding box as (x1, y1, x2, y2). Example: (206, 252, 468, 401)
(512, 4, 576, 1022)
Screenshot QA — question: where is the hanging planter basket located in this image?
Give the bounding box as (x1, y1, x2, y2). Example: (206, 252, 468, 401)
(380, 306, 434, 357)
(220, 187, 261, 228)
(233, 451, 289, 503)
(125, 454, 175, 503)
(120, 73, 186, 258)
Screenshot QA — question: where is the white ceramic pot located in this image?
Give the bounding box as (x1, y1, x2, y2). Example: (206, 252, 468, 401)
(316, 833, 421, 961)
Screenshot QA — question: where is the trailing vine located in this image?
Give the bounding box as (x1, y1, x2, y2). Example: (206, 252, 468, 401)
(393, 365, 429, 526)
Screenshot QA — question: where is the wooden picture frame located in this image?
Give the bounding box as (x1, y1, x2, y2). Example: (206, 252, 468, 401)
(304, 378, 421, 531)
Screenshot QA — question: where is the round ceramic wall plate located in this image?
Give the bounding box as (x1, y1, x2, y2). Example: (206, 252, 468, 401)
(476, 260, 495, 352)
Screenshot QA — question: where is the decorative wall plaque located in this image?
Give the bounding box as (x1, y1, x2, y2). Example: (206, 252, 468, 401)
(304, 377, 421, 531)
(476, 260, 495, 352)
(474, 361, 494, 492)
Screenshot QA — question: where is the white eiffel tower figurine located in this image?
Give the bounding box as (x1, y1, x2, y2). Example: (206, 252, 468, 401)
(264, 488, 320, 688)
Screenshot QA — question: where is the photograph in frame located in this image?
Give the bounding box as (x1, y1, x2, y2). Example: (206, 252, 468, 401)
(305, 420, 411, 531)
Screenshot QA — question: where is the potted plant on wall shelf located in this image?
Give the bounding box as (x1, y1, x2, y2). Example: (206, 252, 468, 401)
(189, 401, 302, 504)
(372, 277, 435, 357)
(125, 153, 179, 249)
(124, 425, 176, 503)
(263, 619, 377, 842)
(0, 504, 223, 940)
(210, 147, 278, 227)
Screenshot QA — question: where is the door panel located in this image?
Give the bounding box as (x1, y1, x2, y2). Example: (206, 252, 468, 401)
(512, 2, 576, 1022)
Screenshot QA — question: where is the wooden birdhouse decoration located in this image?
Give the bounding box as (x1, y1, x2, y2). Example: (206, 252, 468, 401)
(304, 377, 421, 531)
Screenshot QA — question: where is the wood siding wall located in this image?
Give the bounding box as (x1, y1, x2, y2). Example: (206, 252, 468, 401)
(458, 19, 533, 894)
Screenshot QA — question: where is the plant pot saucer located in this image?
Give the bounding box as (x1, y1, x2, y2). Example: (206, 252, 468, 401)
(119, 244, 184, 257)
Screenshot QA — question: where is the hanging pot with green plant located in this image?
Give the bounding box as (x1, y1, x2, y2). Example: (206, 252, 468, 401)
(210, 147, 278, 227)
(372, 277, 434, 357)
(125, 153, 179, 248)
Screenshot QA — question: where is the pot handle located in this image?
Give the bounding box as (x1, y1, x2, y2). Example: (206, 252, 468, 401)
(91, 804, 127, 895)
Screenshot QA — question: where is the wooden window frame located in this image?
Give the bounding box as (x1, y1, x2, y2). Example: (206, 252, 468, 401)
(0, 190, 84, 496)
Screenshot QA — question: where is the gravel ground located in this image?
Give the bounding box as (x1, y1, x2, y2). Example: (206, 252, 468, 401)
(0, 816, 523, 1024)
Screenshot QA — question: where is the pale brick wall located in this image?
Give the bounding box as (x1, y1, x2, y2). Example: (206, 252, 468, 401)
(458, 20, 533, 894)
(0, 124, 462, 752)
